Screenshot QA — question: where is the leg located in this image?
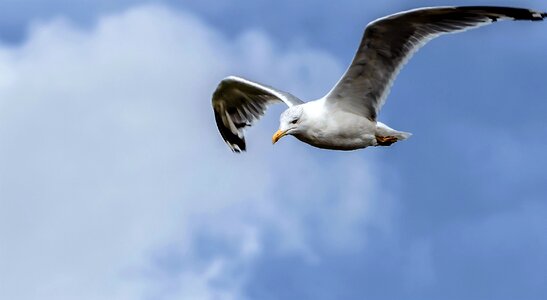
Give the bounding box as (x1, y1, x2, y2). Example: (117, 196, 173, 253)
(376, 135, 398, 146)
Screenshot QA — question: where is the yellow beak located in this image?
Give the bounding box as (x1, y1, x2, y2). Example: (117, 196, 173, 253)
(272, 129, 288, 144)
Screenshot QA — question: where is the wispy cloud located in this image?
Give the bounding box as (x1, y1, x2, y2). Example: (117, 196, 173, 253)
(0, 5, 398, 299)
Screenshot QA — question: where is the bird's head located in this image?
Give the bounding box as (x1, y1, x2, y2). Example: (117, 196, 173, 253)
(272, 105, 305, 144)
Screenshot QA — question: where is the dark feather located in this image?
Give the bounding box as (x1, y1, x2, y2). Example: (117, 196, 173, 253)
(211, 76, 303, 152)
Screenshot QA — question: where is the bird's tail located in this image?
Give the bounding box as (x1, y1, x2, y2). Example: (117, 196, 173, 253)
(375, 122, 412, 141)
(394, 131, 412, 141)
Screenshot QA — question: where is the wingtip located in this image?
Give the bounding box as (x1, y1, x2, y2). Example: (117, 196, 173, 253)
(530, 10, 546, 20)
(213, 108, 247, 153)
(231, 146, 246, 153)
(229, 139, 247, 153)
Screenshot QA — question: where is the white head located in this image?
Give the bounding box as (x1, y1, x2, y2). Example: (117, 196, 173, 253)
(272, 105, 305, 144)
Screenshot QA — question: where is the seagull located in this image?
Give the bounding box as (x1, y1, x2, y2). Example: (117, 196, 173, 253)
(212, 6, 546, 152)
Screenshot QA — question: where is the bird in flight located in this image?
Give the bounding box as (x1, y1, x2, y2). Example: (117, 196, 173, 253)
(212, 6, 546, 152)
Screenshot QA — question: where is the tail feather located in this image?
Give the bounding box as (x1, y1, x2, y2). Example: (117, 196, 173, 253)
(375, 121, 412, 141)
(395, 131, 412, 141)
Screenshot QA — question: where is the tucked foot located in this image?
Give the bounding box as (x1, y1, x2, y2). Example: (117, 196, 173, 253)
(376, 135, 398, 146)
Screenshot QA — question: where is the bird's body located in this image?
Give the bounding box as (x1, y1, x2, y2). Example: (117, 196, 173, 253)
(212, 6, 546, 152)
(286, 99, 408, 150)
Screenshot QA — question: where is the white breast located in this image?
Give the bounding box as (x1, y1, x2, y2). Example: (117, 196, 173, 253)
(296, 99, 377, 150)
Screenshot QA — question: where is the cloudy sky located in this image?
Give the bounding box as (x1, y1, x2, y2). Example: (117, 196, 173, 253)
(0, 1, 546, 299)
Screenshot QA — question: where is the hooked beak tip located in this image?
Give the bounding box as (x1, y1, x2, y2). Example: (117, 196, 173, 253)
(272, 129, 287, 144)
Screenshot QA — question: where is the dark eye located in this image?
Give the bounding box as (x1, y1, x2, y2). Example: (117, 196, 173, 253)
(291, 119, 298, 124)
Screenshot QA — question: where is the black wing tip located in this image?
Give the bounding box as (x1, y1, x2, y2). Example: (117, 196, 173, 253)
(530, 10, 546, 21)
(232, 147, 245, 153)
(213, 108, 247, 153)
(230, 141, 247, 153)
(455, 6, 546, 21)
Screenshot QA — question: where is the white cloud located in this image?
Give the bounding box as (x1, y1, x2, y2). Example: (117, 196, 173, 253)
(0, 5, 398, 300)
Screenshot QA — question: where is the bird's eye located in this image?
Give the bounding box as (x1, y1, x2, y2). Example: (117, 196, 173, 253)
(291, 119, 298, 124)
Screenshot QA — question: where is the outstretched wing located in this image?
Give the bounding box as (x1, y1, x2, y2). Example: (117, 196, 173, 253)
(326, 6, 546, 120)
(212, 76, 304, 152)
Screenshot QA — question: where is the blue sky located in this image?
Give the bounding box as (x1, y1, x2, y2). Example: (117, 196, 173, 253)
(0, 1, 546, 300)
